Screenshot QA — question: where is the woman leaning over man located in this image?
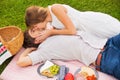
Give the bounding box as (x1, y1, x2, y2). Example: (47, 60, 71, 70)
(25, 4, 120, 44)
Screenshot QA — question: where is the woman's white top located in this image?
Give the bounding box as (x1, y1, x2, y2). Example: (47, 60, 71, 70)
(48, 4, 120, 50)
(48, 4, 120, 39)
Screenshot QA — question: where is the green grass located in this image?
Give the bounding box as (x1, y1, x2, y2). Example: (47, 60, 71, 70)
(0, 0, 120, 74)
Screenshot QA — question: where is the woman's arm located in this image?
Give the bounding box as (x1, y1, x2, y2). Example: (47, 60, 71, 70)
(50, 4, 76, 35)
(35, 4, 77, 44)
(17, 48, 36, 67)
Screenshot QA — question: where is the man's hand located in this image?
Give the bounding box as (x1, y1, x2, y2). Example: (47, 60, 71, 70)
(26, 47, 37, 53)
(17, 47, 37, 67)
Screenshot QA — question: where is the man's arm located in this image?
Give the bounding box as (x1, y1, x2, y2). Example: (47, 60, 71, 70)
(17, 48, 36, 67)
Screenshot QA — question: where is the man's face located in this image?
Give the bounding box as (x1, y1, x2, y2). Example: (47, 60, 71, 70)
(29, 22, 46, 38)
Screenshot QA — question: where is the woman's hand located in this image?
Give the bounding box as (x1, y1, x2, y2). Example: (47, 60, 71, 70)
(34, 29, 52, 44)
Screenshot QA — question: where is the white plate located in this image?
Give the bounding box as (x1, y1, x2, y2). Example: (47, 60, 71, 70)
(37, 62, 59, 78)
(74, 67, 99, 80)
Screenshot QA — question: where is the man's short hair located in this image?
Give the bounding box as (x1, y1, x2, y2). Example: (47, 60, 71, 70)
(23, 30, 39, 48)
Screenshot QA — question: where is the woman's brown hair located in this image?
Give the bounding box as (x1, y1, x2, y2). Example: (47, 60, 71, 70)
(25, 6, 48, 28)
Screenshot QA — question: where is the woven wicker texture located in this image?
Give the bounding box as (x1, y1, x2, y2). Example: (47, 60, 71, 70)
(0, 26, 24, 55)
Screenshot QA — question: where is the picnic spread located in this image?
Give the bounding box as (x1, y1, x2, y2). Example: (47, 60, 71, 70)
(0, 49, 117, 80)
(0, 26, 117, 80)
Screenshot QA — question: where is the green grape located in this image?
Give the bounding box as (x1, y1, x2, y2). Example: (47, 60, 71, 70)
(55, 68, 59, 72)
(49, 67, 52, 70)
(49, 65, 60, 75)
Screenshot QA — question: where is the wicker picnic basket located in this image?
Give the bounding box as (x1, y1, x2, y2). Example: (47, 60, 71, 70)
(0, 26, 24, 55)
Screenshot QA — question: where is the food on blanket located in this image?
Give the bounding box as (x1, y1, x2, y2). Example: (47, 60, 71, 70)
(49, 65, 60, 75)
(64, 73, 74, 80)
(86, 75, 96, 80)
(75, 73, 85, 80)
(40, 60, 54, 73)
(40, 60, 60, 78)
(75, 67, 97, 80)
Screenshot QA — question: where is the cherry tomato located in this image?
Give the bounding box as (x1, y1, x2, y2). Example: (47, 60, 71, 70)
(64, 73, 74, 80)
(86, 75, 96, 80)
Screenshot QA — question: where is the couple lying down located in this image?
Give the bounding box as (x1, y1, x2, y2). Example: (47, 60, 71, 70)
(17, 4, 120, 79)
(17, 29, 120, 79)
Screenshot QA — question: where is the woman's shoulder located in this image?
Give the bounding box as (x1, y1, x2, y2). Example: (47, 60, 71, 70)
(50, 3, 65, 7)
(49, 4, 67, 13)
(51, 4, 71, 8)
(50, 4, 65, 9)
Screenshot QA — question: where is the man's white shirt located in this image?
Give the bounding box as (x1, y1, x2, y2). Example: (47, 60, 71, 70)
(28, 31, 107, 66)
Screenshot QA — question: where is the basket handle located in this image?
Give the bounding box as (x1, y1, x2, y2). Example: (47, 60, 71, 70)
(0, 36, 3, 42)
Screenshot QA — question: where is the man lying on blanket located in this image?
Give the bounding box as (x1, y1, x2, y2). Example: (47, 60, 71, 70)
(17, 30, 120, 79)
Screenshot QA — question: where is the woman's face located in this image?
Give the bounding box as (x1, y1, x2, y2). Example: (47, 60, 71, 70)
(29, 22, 46, 38)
